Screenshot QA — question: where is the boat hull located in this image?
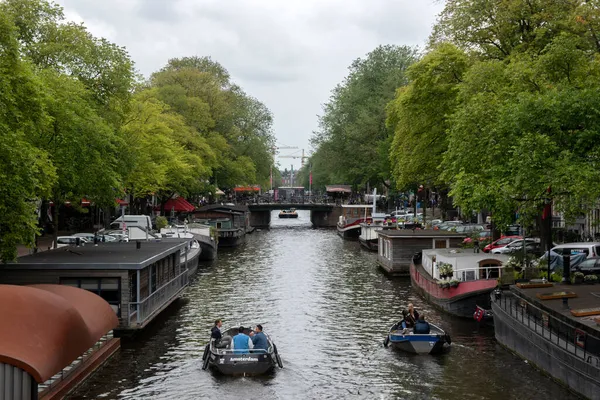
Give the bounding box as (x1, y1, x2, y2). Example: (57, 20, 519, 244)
(358, 237, 378, 251)
(208, 352, 276, 375)
(197, 237, 217, 261)
(278, 214, 298, 219)
(410, 262, 497, 318)
(389, 334, 447, 354)
(218, 229, 246, 248)
(184, 246, 201, 276)
(337, 225, 361, 240)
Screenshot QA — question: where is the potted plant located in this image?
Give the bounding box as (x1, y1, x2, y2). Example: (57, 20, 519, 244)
(572, 272, 585, 285)
(449, 279, 460, 288)
(442, 281, 451, 289)
(584, 274, 598, 284)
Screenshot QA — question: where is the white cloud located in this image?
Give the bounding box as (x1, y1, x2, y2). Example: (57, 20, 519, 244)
(55, 0, 443, 168)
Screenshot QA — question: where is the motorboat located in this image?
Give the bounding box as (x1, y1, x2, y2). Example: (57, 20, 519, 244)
(278, 208, 298, 218)
(384, 322, 451, 354)
(202, 326, 283, 375)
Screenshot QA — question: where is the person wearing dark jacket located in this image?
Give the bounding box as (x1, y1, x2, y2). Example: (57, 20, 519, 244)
(413, 315, 431, 334)
(211, 319, 223, 341)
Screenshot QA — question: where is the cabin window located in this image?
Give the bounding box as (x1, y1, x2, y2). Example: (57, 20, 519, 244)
(60, 277, 121, 316)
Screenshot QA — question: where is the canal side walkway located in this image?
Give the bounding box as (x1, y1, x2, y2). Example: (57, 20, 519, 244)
(492, 284, 600, 400)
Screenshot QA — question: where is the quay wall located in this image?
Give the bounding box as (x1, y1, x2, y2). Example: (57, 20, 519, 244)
(492, 299, 600, 400)
(310, 207, 342, 228)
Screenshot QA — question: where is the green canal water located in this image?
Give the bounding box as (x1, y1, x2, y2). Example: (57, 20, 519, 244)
(69, 210, 581, 399)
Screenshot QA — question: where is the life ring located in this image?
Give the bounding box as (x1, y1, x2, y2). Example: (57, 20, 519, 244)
(273, 344, 284, 368)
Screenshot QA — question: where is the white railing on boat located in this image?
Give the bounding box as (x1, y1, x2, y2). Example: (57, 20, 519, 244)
(426, 265, 505, 281)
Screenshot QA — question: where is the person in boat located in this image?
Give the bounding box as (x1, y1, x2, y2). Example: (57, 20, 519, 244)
(250, 324, 269, 351)
(232, 326, 254, 354)
(211, 319, 223, 341)
(404, 303, 419, 328)
(413, 315, 431, 334)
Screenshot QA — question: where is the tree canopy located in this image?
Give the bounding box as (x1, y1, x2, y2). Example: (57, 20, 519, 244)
(0, 0, 276, 260)
(308, 45, 417, 190)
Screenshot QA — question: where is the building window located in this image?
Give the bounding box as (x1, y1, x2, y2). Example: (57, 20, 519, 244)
(60, 277, 121, 316)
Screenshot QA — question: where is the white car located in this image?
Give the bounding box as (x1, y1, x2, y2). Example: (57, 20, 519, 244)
(54, 236, 89, 248)
(491, 239, 539, 254)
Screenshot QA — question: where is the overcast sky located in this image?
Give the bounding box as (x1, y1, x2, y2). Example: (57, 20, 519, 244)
(55, 0, 444, 169)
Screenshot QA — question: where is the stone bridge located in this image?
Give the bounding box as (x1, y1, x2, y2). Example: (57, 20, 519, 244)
(247, 203, 342, 228)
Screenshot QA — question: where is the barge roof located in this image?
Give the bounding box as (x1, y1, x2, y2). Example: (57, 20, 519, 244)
(423, 248, 510, 262)
(3, 241, 187, 270)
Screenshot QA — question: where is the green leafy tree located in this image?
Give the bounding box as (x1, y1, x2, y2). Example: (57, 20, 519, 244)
(311, 45, 417, 188)
(0, 9, 56, 260)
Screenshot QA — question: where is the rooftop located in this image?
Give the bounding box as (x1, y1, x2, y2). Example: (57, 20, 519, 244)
(377, 229, 466, 238)
(4, 241, 186, 270)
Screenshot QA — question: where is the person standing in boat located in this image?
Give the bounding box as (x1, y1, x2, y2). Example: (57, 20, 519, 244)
(250, 324, 269, 351)
(232, 326, 254, 354)
(211, 319, 223, 341)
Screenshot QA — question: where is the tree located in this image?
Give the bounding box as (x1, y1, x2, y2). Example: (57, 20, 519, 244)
(150, 57, 275, 189)
(311, 45, 417, 188)
(388, 44, 470, 191)
(0, 9, 56, 260)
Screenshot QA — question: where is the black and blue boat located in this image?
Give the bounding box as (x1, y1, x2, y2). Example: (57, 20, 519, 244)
(202, 326, 283, 375)
(384, 322, 451, 354)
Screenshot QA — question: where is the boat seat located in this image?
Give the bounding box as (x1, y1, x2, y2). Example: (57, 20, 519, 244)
(216, 335, 232, 348)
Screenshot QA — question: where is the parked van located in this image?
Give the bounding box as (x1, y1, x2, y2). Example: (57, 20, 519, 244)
(550, 242, 600, 258)
(110, 215, 152, 231)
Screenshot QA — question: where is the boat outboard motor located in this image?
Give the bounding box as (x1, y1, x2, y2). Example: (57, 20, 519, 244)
(413, 251, 422, 264)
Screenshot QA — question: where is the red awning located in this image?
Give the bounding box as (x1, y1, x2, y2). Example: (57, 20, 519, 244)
(234, 186, 260, 192)
(158, 197, 196, 212)
(116, 199, 129, 206)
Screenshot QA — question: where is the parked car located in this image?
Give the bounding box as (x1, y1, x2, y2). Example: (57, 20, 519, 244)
(53, 236, 89, 248)
(463, 230, 492, 245)
(549, 243, 600, 259)
(452, 224, 485, 234)
(483, 236, 522, 253)
(491, 239, 540, 254)
(73, 233, 118, 243)
(573, 257, 600, 275)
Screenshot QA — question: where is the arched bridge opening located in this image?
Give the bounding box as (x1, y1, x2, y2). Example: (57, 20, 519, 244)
(247, 204, 341, 228)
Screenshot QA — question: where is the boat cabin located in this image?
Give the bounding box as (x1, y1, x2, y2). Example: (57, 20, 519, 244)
(193, 204, 250, 247)
(0, 241, 190, 331)
(377, 230, 466, 276)
(421, 249, 510, 281)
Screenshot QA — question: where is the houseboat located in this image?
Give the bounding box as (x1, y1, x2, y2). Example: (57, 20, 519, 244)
(278, 208, 298, 218)
(160, 225, 202, 275)
(0, 240, 190, 332)
(411, 248, 509, 318)
(193, 204, 251, 248)
(186, 223, 218, 261)
(359, 213, 393, 251)
(337, 205, 373, 240)
(377, 230, 466, 276)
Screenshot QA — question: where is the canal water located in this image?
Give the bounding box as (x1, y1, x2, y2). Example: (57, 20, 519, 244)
(70, 210, 580, 400)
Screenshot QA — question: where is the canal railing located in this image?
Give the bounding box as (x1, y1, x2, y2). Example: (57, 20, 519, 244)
(129, 270, 188, 326)
(493, 290, 600, 369)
